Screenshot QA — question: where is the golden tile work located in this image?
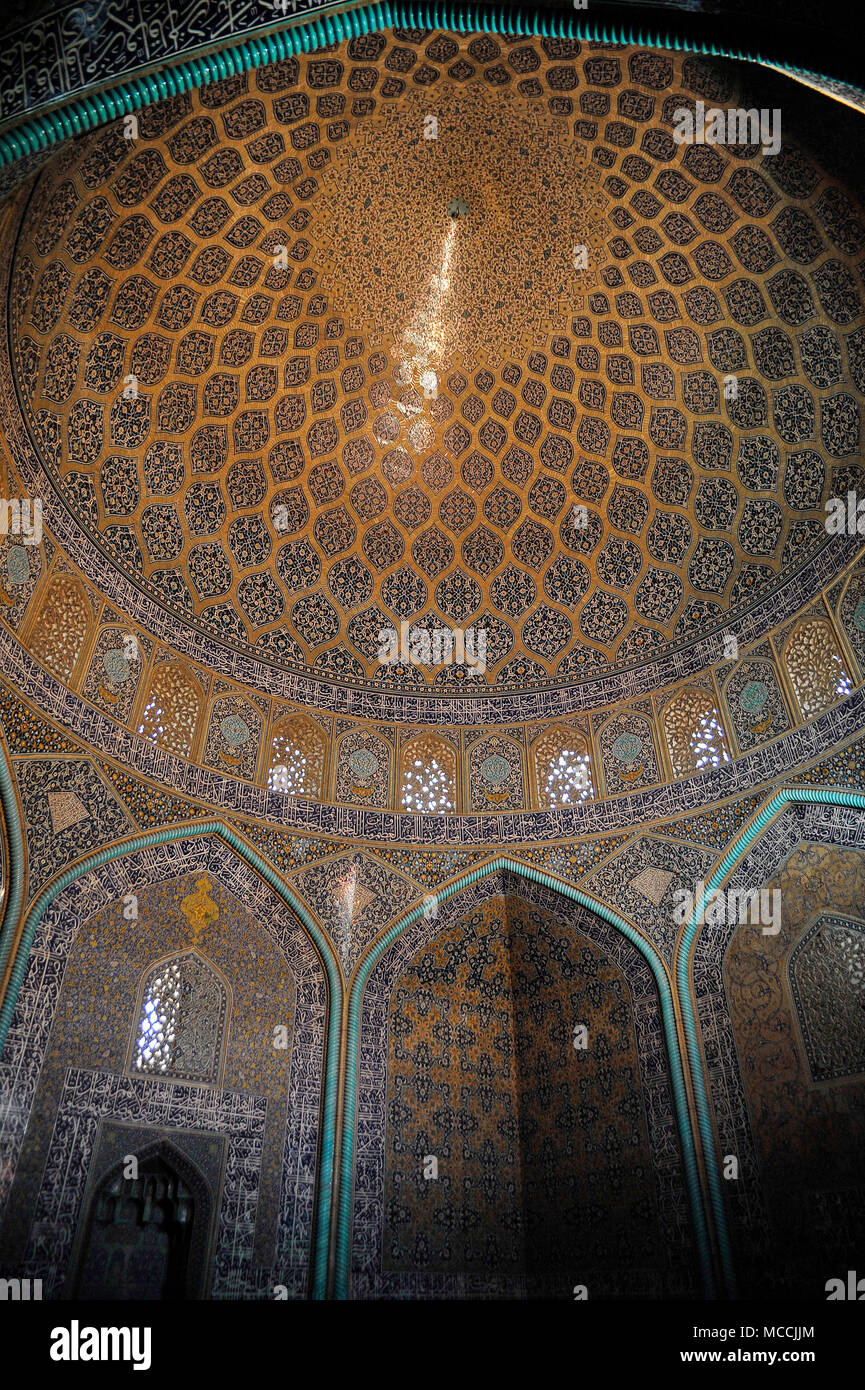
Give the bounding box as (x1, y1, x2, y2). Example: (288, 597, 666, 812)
(9, 34, 864, 697)
(310, 77, 608, 363)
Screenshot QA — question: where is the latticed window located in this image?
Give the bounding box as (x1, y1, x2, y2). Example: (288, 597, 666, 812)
(663, 688, 730, 777)
(689, 710, 730, 771)
(784, 619, 853, 720)
(29, 574, 90, 681)
(132, 952, 227, 1085)
(532, 727, 593, 808)
(136, 957, 182, 1074)
(400, 734, 457, 813)
(138, 662, 201, 757)
(268, 714, 326, 795)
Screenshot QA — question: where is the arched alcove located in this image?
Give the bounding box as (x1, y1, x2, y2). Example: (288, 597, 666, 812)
(0, 830, 334, 1300)
(783, 618, 853, 721)
(70, 1140, 213, 1301)
(530, 724, 593, 807)
(346, 865, 698, 1300)
(399, 732, 458, 813)
(693, 811, 865, 1301)
(27, 573, 91, 682)
(267, 712, 327, 796)
(662, 686, 730, 777)
(137, 661, 203, 758)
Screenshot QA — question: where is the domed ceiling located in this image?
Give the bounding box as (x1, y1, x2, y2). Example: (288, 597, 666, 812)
(8, 31, 865, 697)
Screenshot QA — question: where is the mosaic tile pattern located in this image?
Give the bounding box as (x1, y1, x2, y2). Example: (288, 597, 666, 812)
(98, 760, 207, 828)
(655, 792, 767, 850)
(0, 684, 80, 754)
(383, 895, 666, 1293)
(595, 707, 662, 796)
(22, 1067, 264, 1300)
(3, 649, 865, 844)
(721, 649, 793, 753)
(699, 842, 865, 1297)
(241, 823, 349, 872)
(0, 528, 43, 631)
(294, 849, 415, 973)
(312, 75, 607, 362)
(0, 839, 327, 1298)
(790, 913, 865, 1083)
(0, 21, 862, 1306)
(7, 38, 865, 701)
(792, 729, 865, 788)
(578, 834, 716, 963)
(836, 559, 865, 674)
(352, 868, 696, 1298)
(66, 1119, 225, 1299)
(81, 618, 152, 720)
(508, 834, 631, 884)
(357, 845, 488, 887)
(692, 807, 803, 1293)
(0, 17, 864, 1307)
(14, 757, 131, 891)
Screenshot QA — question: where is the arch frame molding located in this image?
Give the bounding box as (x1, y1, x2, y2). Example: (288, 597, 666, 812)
(336, 854, 716, 1301)
(2, 779, 865, 1300)
(0, 817, 344, 1301)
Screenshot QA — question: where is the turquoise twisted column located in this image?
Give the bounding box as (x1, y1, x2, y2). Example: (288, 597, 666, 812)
(0, 731, 25, 990)
(674, 784, 865, 1301)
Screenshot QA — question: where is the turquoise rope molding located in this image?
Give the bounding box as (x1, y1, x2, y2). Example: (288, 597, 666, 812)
(0, 730, 26, 993)
(2, 781, 864, 1299)
(0, 819, 344, 1303)
(334, 855, 719, 1301)
(676, 784, 865, 1302)
(0, 1, 847, 172)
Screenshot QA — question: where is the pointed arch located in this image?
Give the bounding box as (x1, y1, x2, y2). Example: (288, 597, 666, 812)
(336, 856, 714, 1302)
(661, 685, 730, 777)
(267, 712, 327, 796)
(129, 948, 230, 1086)
(466, 734, 524, 811)
(334, 727, 391, 807)
(788, 914, 865, 1084)
(676, 783, 865, 1302)
(0, 820, 342, 1302)
(138, 661, 203, 757)
(69, 1137, 215, 1300)
(530, 724, 593, 807)
(399, 731, 458, 813)
(783, 617, 852, 721)
(720, 653, 791, 752)
(202, 694, 262, 781)
(27, 572, 92, 681)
